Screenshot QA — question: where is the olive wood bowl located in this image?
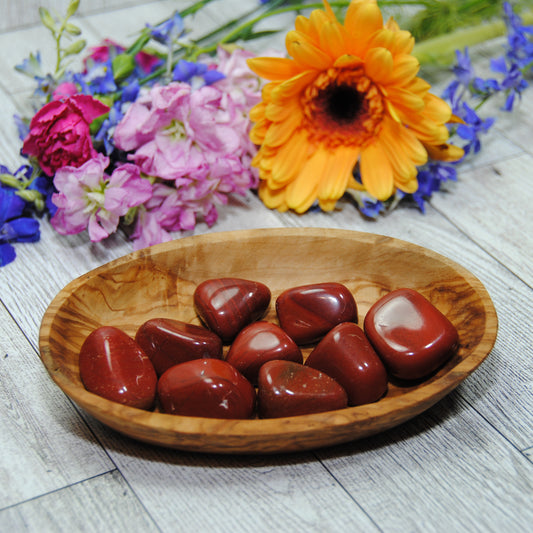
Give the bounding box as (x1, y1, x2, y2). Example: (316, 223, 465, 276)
(39, 228, 497, 454)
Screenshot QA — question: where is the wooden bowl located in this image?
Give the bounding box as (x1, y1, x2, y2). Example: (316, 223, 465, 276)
(39, 228, 497, 454)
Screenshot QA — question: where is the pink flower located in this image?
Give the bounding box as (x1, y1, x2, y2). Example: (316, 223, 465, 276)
(84, 38, 160, 74)
(114, 81, 258, 248)
(52, 82, 79, 101)
(50, 153, 152, 242)
(211, 47, 263, 109)
(22, 95, 109, 176)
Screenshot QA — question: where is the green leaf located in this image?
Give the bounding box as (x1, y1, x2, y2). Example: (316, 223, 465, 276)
(66, 0, 81, 19)
(62, 38, 86, 56)
(39, 7, 56, 33)
(90, 113, 109, 135)
(112, 53, 136, 81)
(65, 22, 82, 36)
(238, 30, 279, 42)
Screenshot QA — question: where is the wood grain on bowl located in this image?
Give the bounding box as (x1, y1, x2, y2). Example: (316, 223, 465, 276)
(38, 228, 498, 454)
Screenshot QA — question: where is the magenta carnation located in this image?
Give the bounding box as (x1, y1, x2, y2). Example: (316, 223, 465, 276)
(22, 94, 109, 176)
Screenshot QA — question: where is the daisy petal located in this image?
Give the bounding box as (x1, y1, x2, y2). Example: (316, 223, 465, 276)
(365, 47, 394, 83)
(318, 144, 359, 204)
(345, 2, 383, 56)
(271, 129, 310, 186)
(247, 57, 302, 80)
(360, 141, 395, 200)
(286, 31, 333, 70)
(286, 147, 331, 212)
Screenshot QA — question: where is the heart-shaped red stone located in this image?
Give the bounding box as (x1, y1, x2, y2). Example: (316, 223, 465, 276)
(276, 282, 357, 344)
(194, 278, 271, 343)
(225, 321, 303, 384)
(135, 318, 222, 376)
(364, 288, 459, 380)
(305, 322, 387, 406)
(257, 360, 348, 418)
(157, 359, 256, 419)
(79, 326, 157, 410)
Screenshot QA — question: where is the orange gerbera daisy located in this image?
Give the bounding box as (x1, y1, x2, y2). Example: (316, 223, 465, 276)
(247, 0, 463, 213)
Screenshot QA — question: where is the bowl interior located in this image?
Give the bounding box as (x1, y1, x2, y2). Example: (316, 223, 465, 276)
(39, 228, 497, 453)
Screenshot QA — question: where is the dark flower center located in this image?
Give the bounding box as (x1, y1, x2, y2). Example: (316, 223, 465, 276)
(324, 84, 364, 124)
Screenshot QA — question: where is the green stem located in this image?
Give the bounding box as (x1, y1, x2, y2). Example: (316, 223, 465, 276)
(414, 10, 533, 65)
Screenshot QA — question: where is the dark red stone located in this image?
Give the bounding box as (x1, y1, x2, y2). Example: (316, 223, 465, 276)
(225, 321, 302, 384)
(276, 282, 357, 344)
(79, 326, 157, 410)
(305, 322, 388, 406)
(364, 288, 459, 380)
(257, 360, 348, 418)
(157, 359, 256, 419)
(194, 278, 271, 343)
(135, 318, 222, 376)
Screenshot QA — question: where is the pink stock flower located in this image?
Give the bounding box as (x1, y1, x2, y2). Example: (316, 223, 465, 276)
(50, 153, 152, 242)
(211, 47, 263, 110)
(113, 81, 259, 248)
(22, 94, 109, 176)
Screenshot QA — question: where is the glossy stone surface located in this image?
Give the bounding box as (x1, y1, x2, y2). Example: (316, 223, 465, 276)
(79, 326, 157, 410)
(225, 321, 303, 384)
(276, 282, 357, 344)
(135, 318, 222, 376)
(305, 322, 388, 406)
(257, 360, 348, 418)
(157, 359, 256, 419)
(194, 278, 271, 343)
(364, 288, 459, 380)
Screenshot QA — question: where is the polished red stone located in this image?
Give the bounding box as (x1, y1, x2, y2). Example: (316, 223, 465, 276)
(225, 321, 303, 385)
(194, 278, 271, 343)
(276, 282, 358, 345)
(79, 326, 157, 410)
(135, 318, 222, 376)
(257, 360, 348, 418)
(157, 359, 256, 419)
(364, 288, 459, 380)
(305, 322, 388, 406)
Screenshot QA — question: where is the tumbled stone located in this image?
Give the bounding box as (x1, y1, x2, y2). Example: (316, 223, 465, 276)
(276, 282, 357, 344)
(305, 322, 388, 406)
(194, 278, 271, 343)
(257, 360, 348, 418)
(364, 288, 459, 380)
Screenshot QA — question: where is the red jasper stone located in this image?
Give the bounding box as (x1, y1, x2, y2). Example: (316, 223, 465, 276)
(157, 359, 256, 419)
(225, 321, 303, 384)
(364, 288, 459, 380)
(305, 322, 388, 406)
(194, 278, 271, 343)
(257, 360, 348, 418)
(276, 282, 357, 344)
(79, 326, 157, 410)
(135, 318, 222, 376)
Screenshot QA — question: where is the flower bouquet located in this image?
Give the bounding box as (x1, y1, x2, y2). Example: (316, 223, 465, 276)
(1, 0, 532, 266)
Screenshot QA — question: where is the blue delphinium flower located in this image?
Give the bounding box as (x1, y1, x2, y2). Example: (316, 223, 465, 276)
(410, 163, 458, 213)
(455, 102, 495, 155)
(490, 56, 528, 111)
(0, 168, 41, 266)
(359, 195, 385, 218)
(502, 1, 533, 70)
(75, 59, 117, 95)
(442, 48, 500, 113)
(148, 11, 185, 44)
(94, 79, 141, 154)
(172, 59, 225, 88)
